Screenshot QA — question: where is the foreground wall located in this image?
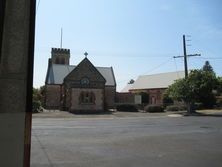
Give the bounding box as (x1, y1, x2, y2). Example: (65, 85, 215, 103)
(0, 0, 35, 166)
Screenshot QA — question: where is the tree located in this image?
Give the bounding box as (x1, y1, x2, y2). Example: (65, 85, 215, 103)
(32, 86, 45, 112)
(188, 70, 217, 108)
(162, 91, 175, 106)
(167, 69, 218, 109)
(216, 77, 222, 95)
(32, 88, 42, 112)
(202, 61, 214, 73)
(39, 85, 46, 107)
(167, 78, 192, 103)
(128, 79, 135, 84)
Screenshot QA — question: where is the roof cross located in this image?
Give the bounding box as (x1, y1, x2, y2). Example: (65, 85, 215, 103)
(84, 52, 88, 58)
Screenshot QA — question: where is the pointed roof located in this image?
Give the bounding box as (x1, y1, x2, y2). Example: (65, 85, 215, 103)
(45, 58, 116, 86)
(64, 57, 106, 83)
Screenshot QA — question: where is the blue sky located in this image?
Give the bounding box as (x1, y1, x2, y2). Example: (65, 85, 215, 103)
(34, 0, 222, 91)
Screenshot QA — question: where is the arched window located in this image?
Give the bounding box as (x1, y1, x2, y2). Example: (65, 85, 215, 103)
(79, 91, 95, 104)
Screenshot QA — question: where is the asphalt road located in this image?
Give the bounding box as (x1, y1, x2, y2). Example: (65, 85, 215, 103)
(31, 115, 222, 167)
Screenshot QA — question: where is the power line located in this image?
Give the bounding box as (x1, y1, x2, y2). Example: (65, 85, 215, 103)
(173, 58, 180, 78)
(173, 35, 201, 78)
(89, 54, 179, 58)
(141, 57, 172, 75)
(117, 57, 173, 84)
(198, 57, 222, 60)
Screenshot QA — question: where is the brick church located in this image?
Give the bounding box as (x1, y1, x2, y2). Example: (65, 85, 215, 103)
(45, 48, 116, 112)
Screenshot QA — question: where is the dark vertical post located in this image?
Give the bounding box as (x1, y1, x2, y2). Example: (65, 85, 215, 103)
(0, 0, 6, 62)
(24, 0, 36, 167)
(183, 35, 193, 114)
(183, 35, 188, 78)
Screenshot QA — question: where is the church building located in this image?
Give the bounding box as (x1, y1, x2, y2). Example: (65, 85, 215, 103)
(45, 48, 116, 112)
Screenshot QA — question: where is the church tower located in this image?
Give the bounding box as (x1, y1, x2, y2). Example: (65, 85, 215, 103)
(51, 48, 70, 65)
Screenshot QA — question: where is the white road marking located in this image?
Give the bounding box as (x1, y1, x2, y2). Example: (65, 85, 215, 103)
(168, 114, 183, 117)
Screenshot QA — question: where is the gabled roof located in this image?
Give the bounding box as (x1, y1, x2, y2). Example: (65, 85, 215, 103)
(45, 64, 75, 85)
(64, 58, 106, 83)
(130, 71, 185, 90)
(45, 63, 116, 86)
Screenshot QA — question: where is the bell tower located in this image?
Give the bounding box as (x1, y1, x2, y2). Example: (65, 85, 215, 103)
(51, 48, 70, 65)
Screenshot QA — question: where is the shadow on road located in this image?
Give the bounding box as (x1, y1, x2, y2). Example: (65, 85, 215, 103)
(70, 110, 114, 115)
(182, 111, 222, 117)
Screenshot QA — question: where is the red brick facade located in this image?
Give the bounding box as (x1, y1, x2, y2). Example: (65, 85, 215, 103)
(116, 92, 135, 104)
(130, 88, 166, 105)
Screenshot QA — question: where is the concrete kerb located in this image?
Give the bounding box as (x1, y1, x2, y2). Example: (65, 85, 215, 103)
(32, 109, 222, 119)
(33, 110, 179, 119)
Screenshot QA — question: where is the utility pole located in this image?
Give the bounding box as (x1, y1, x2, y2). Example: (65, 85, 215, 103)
(183, 35, 188, 78)
(174, 35, 201, 114)
(174, 35, 201, 78)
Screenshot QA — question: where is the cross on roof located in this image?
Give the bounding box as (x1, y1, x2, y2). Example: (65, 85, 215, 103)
(84, 52, 88, 58)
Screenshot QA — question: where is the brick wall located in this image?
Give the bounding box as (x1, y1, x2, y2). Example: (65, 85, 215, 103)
(130, 88, 166, 105)
(147, 89, 165, 105)
(105, 86, 116, 108)
(116, 92, 135, 104)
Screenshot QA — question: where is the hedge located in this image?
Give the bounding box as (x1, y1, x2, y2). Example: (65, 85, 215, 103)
(116, 104, 138, 112)
(144, 105, 164, 113)
(165, 105, 187, 111)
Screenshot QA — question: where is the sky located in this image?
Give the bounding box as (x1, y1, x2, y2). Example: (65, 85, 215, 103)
(34, 0, 222, 91)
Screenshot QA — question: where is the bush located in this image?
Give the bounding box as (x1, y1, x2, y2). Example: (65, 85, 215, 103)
(144, 105, 164, 113)
(215, 99, 222, 108)
(162, 95, 174, 107)
(116, 104, 138, 112)
(32, 100, 41, 113)
(165, 105, 187, 111)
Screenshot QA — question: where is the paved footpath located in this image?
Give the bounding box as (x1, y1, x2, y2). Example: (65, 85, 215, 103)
(32, 109, 222, 119)
(31, 111, 222, 167)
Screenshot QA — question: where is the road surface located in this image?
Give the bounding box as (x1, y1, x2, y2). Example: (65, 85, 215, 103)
(31, 115, 222, 167)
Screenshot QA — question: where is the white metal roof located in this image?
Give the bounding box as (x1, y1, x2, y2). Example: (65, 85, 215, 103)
(121, 83, 134, 92)
(130, 71, 185, 90)
(46, 64, 116, 86)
